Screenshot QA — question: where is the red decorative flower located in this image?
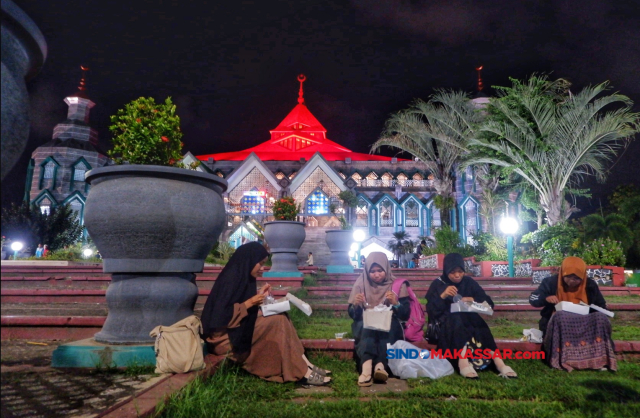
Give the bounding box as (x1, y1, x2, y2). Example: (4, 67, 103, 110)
(169, 158, 175, 165)
(153, 109, 158, 113)
(161, 136, 169, 142)
(180, 142, 184, 147)
(136, 118, 141, 123)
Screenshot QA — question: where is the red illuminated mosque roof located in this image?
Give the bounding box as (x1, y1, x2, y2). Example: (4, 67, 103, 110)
(198, 75, 402, 162)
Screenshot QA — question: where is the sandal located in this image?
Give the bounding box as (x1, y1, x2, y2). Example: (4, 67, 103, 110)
(309, 365, 331, 376)
(373, 368, 388, 383)
(300, 370, 331, 386)
(358, 374, 373, 387)
(459, 365, 478, 379)
(497, 365, 518, 379)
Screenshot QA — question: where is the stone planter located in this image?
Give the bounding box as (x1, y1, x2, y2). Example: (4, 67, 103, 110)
(84, 165, 227, 343)
(262, 221, 305, 277)
(325, 230, 354, 273)
(1, 0, 47, 179)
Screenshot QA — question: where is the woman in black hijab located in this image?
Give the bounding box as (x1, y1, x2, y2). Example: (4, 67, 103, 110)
(201, 242, 330, 385)
(426, 253, 517, 379)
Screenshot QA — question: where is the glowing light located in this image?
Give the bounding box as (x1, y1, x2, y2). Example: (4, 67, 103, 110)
(500, 217, 519, 235)
(353, 229, 366, 242)
(83, 248, 93, 257)
(350, 243, 359, 251)
(11, 242, 24, 252)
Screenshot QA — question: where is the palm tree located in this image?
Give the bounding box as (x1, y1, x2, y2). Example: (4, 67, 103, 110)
(387, 230, 410, 264)
(372, 90, 481, 225)
(581, 213, 633, 251)
(465, 75, 639, 226)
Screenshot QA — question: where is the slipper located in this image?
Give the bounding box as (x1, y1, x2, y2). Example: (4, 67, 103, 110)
(497, 365, 518, 379)
(373, 368, 388, 383)
(459, 365, 478, 379)
(358, 374, 373, 387)
(300, 370, 331, 386)
(309, 365, 331, 376)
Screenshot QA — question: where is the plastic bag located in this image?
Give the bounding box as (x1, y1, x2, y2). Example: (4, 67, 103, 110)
(522, 328, 543, 343)
(387, 340, 454, 380)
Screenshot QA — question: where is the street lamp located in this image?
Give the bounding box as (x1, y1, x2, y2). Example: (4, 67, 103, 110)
(499, 217, 519, 277)
(353, 229, 366, 268)
(10, 241, 23, 260)
(83, 248, 94, 258)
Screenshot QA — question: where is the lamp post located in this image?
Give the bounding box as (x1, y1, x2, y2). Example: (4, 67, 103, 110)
(83, 248, 94, 258)
(353, 229, 366, 268)
(10, 241, 23, 260)
(499, 217, 519, 277)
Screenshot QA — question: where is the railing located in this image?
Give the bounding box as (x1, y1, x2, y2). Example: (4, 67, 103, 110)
(355, 179, 433, 188)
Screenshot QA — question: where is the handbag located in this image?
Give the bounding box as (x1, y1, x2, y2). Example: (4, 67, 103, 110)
(149, 315, 205, 374)
(426, 319, 442, 344)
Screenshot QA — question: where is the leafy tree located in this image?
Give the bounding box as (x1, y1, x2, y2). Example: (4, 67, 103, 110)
(581, 213, 633, 251)
(1, 202, 83, 253)
(608, 184, 640, 267)
(387, 230, 411, 262)
(466, 75, 639, 226)
(372, 91, 481, 225)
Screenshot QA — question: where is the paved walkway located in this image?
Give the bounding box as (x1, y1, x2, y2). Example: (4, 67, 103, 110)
(1, 340, 164, 418)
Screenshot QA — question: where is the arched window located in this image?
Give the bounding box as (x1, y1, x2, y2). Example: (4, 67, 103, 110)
(396, 173, 408, 186)
(306, 189, 329, 215)
(381, 172, 393, 187)
(405, 200, 419, 227)
(39, 198, 52, 215)
(240, 188, 265, 214)
(355, 198, 368, 227)
(380, 199, 394, 227)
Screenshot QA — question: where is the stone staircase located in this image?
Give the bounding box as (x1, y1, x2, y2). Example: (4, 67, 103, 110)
(298, 226, 334, 267)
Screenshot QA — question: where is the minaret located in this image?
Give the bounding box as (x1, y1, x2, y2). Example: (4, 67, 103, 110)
(471, 65, 490, 107)
(52, 66, 99, 145)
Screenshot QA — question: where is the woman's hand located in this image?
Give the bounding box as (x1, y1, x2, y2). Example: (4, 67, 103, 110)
(441, 286, 458, 299)
(353, 293, 367, 307)
(259, 283, 271, 296)
(546, 295, 559, 304)
(385, 290, 398, 305)
(244, 293, 265, 309)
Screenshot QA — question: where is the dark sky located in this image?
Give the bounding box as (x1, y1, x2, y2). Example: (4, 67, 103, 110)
(3, 0, 640, 213)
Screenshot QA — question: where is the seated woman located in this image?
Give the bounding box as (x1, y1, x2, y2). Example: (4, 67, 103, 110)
(529, 256, 617, 371)
(201, 242, 330, 386)
(348, 252, 410, 386)
(426, 253, 517, 379)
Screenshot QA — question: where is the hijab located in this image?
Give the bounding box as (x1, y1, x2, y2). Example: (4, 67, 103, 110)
(440, 253, 466, 286)
(556, 256, 588, 304)
(348, 252, 406, 306)
(200, 242, 269, 354)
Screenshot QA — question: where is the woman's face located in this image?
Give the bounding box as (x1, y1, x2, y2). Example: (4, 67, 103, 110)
(562, 273, 583, 290)
(251, 257, 268, 278)
(368, 263, 387, 284)
(447, 267, 465, 283)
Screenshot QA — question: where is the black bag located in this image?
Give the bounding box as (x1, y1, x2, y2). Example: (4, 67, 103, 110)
(426, 319, 442, 344)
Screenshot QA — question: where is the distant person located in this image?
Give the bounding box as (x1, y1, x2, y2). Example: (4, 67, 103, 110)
(529, 256, 616, 371)
(416, 240, 428, 257)
(360, 255, 366, 269)
(407, 257, 415, 269)
(42, 245, 48, 257)
(348, 252, 410, 386)
(307, 252, 314, 266)
(426, 253, 517, 379)
(201, 242, 330, 386)
(35, 244, 44, 258)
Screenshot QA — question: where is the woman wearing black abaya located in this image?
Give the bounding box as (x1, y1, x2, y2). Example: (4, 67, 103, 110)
(426, 253, 517, 379)
(201, 242, 330, 385)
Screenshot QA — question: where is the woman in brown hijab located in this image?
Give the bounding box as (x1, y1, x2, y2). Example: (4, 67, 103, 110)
(529, 256, 616, 371)
(348, 252, 410, 386)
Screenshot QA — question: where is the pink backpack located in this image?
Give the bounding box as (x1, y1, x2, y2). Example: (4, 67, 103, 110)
(392, 279, 425, 342)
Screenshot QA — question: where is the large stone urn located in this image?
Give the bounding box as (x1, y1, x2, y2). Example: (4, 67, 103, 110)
(1, 0, 47, 179)
(84, 165, 227, 343)
(325, 229, 354, 273)
(262, 221, 305, 277)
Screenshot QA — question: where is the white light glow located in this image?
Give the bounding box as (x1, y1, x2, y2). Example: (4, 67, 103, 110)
(500, 217, 519, 235)
(83, 248, 93, 257)
(353, 229, 366, 242)
(11, 242, 23, 252)
(350, 242, 359, 251)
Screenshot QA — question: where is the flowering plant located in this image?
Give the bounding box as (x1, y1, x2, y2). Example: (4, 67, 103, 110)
(272, 196, 300, 221)
(582, 237, 626, 267)
(108, 97, 184, 166)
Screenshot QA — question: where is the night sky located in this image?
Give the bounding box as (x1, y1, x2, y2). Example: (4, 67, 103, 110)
(3, 0, 639, 214)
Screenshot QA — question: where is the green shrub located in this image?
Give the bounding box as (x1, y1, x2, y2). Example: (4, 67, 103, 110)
(521, 223, 580, 266)
(472, 233, 508, 261)
(582, 237, 626, 267)
(272, 196, 300, 221)
(426, 225, 475, 257)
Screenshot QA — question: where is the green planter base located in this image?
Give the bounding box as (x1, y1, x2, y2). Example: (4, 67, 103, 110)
(262, 271, 303, 278)
(327, 265, 354, 273)
(51, 338, 156, 368)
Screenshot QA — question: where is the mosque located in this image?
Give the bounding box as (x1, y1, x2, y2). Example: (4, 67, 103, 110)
(24, 73, 488, 266)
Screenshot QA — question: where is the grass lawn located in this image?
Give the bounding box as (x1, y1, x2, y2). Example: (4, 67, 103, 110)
(158, 355, 640, 418)
(289, 309, 640, 341)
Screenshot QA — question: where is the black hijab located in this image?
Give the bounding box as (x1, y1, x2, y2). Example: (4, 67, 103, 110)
(441, 253, 466, 286)
(201, 242, 269, 354)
